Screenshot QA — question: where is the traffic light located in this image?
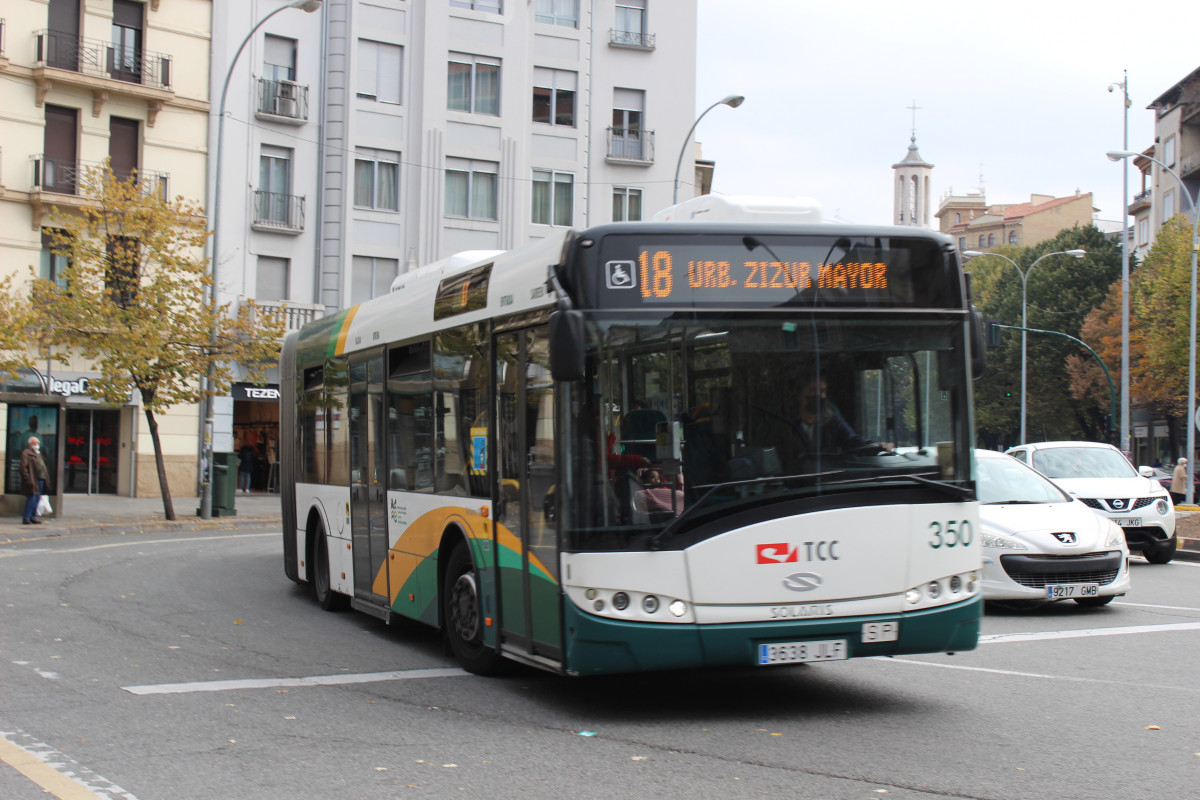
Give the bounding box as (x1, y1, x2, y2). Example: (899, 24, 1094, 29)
(986, 318, 1004, 347)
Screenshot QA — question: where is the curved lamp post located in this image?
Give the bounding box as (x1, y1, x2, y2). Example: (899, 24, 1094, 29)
(964, 249, 1087, 445)
(1108, 149, 1199, 505)
(200, 0, 324, 519)
(672, 94, 744, 205)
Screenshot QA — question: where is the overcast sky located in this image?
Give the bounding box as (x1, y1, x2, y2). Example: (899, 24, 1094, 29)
(693, 0, 1196, 227)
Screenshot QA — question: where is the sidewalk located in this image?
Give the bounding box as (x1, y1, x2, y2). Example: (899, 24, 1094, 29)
(0, 492, 281, 544)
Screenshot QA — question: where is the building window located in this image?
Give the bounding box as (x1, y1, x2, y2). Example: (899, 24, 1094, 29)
(110, 0, 143, 84)
(954, 212, 961, 224)
(357, 40, 402, 104)
(987, 233, 995, 246)
(1163, 136, 1176, 167)
(532, 169, 573, 226)
(535, 0, 578, 27)
(1008, 230, 1017, 244)
(978, 234, 985, 247)
(1138, 218, 1149, 245)
(1163, 190, 1176, 221)
(256, 256, 289, 301)
(615, 0, 646, 39)
(354, 149, 400, 211)
(258, 147, 292, 225)
(611, 88, 645, 158)
(448, 53, 499, 115)
(451, 0, 502, 12)
(532, 68, 576, 126)
(264, 34, 296, 82)
(445, 158, 498, 220)
(40, 228, 71, 291)
(351, 256, 399, 305)
(612, 187, 642, 221)
(958, 237, 966, 251)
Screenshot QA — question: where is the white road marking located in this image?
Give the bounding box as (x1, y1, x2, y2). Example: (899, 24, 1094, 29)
(0, 728, 141, 800)
(979, 621, 1200, 644)
(1114, 601, 1200, 611)
(122, 666, 470, 695)
(876, 657, 1200, 692)
(0, 532, 275, 558)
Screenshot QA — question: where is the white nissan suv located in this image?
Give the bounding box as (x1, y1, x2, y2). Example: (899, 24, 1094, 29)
(1005, 441, 1177, 563)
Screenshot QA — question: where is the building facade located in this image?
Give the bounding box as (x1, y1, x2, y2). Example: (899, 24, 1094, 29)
(208, 0, 699, 487)
(936, 191, 1096, 253)
(0, 0, 212, 501)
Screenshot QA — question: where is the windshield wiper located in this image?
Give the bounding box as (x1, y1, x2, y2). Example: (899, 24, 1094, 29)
(983, 499, 1040, 505)
(647, 470, 846, 550)
(820, 472, 974, 500)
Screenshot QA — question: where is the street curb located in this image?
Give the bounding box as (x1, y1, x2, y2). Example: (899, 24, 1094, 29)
(0, 516, 281, 544)
(1176, 537, 1200, 562)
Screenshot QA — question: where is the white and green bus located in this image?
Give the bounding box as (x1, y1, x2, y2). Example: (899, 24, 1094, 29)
(280, 208, 986, 676)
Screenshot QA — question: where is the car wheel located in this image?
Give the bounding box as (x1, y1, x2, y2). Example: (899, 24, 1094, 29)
(1143, 537, 1177, 564)
(1074, 594, 1115, 607)
(442, 540, 504, 675)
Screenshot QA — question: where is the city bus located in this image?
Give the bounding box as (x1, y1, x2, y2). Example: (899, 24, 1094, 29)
(280, 207, 986, 676)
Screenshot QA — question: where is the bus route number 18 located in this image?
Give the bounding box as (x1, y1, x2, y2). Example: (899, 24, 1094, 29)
(928, 520, 972, 549)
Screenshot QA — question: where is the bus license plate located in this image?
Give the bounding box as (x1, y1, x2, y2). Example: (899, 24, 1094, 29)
(758, 640, 847, 665)
(1046, 583, 1099, 599)
(1112, 518, 1139, 527)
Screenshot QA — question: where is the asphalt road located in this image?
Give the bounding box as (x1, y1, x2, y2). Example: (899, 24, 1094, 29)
(2, 529, 1198, 800)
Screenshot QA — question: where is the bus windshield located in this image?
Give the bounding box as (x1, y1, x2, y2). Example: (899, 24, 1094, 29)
(560, 313, 973, 551)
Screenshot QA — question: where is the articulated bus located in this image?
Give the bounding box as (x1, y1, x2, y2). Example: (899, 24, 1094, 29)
(280, 208, 986, 676)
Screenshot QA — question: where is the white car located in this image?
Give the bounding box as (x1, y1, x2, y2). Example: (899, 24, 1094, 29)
(1005, 441, 1177, 563)
(976, 449, 1130, 606)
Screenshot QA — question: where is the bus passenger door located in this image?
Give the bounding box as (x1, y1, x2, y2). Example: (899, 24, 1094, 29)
(349, 352, 388, 606)
(495, 327, 561, 663)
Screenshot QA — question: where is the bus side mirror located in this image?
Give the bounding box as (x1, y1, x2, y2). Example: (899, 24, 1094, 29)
(549, 310, 586, 381)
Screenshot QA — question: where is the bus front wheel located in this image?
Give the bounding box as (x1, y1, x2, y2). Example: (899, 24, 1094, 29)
(443, 540, 503, 675)
(311, 525, 348, 611)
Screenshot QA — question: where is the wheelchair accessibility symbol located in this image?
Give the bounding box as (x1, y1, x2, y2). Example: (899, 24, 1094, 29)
(606, 260, 637, 289)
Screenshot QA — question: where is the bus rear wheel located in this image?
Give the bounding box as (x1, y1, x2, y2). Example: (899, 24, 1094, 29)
(311, 525, 348, 611)
(443, 540, 502, 675)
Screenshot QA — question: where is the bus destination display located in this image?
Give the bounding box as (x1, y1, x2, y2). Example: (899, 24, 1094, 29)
(597, 238, 935, 307)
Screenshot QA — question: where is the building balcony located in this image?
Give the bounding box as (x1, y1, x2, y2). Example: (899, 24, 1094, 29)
(252, 190, 305, 233)
(33, 30, 174, 124)
(28, 155, 169, 227)
(255, 78, 309, 124)
(1128, 188, 1152, 215)
(608, 29, 655, 49)
(1181, 149, 1200, 179)
(242, 297, 324, 335)
(606, 128, 655, 164)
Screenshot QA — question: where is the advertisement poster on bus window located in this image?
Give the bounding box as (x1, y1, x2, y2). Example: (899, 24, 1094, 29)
(5, 405, 58, 495)
(470, 426, 487, 475)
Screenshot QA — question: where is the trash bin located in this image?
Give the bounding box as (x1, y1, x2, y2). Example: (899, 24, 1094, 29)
(212, 451, 237, 517)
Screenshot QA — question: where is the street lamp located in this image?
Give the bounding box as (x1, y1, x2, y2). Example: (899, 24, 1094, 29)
(1107, 148, 1199, 506)
(200, 0, 324, 519)
(672, 94, 744, 204)
(964, 248, 1087, 446)
(1108, 73, 1132, 457)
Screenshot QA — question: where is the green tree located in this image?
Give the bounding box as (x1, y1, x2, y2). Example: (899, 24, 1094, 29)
(27, 164, 284, 520)
(0, 275, 37, 379)
(968, 225, 1122, 446)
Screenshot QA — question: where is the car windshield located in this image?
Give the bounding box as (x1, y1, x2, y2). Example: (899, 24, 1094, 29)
(1031, 446, 1136, 480)
(976, 455, 1069, 504)
(561, 313, 974, 551)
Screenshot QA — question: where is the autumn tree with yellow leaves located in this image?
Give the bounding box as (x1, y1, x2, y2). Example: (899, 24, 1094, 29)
(20, 163, 284, 520)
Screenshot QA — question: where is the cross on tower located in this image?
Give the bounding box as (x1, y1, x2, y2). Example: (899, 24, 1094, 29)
(907, 100, 921, 142)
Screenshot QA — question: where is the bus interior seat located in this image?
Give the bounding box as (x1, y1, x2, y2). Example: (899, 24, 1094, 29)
(620, 408, 667, 461)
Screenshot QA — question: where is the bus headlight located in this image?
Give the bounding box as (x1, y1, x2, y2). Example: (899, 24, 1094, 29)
(642, 595, 660, 614)
(668, 599, 687, 617)
(612, 592, 630, 611)
(905, 589, 922, 605)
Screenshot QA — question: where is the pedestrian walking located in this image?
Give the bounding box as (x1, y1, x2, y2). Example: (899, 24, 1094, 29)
(20, 436, 50, 525)
(1170, 457, 1188, 506)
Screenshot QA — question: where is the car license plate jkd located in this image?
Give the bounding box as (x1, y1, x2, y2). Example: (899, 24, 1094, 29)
(1046, 583, 1099, 599)
(758, 639, 847, 665)
(1112, 517, 1139, 527)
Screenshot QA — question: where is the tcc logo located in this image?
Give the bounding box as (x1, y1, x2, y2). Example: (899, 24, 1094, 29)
(756, 543, 798, 563)
(782, 573, 823, 592)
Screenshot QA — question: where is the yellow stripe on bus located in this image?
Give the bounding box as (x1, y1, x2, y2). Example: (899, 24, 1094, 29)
(333, 305, 360, 355)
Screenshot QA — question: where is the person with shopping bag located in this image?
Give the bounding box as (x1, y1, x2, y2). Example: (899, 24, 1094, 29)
(20, 436, 51, 525)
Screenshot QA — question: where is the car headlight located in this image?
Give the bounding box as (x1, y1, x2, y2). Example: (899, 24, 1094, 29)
(1156, 499, 1169, 515)
(982, 531, 1028, 550)
(1104, 524, 1126, 548)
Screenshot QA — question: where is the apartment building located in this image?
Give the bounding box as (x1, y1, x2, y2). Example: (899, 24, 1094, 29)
(209, 0, 698, 484)
(0, 0, 212, 502)
(935, 190, 1096, 253)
